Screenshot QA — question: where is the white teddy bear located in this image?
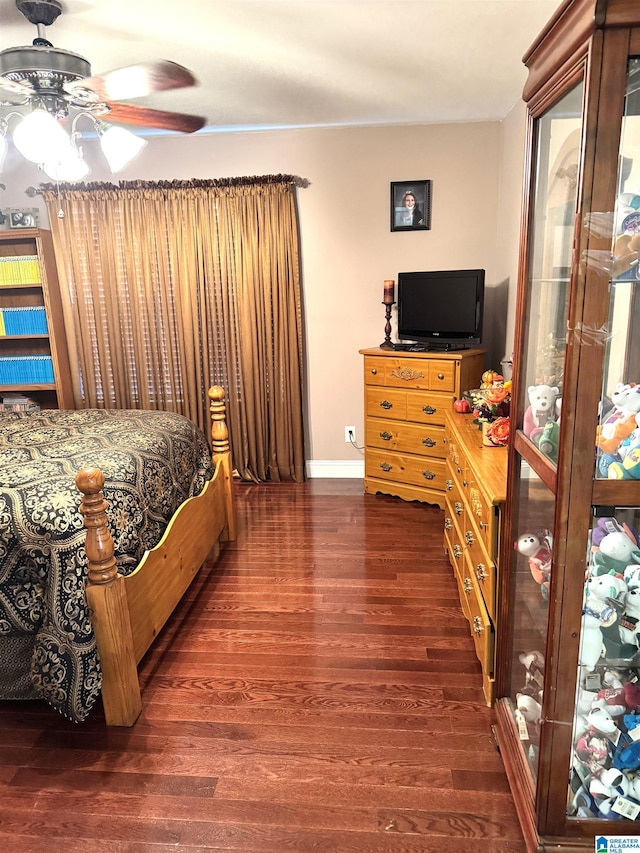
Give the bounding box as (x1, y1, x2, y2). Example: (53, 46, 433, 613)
(523, 384, 560, 440)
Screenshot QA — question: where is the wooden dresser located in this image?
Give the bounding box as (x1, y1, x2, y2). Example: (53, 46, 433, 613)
(444, 410, 507, 704)
(360, 347, 485, 509)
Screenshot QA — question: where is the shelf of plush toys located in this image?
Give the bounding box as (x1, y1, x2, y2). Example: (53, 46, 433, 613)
(508, 505, 640, 823)
(568, 509, 640, 821)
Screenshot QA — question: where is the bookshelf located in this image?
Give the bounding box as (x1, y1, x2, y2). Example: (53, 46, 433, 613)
(0, 229, 73, 410)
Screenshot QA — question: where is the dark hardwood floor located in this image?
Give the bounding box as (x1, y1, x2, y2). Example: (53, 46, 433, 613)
(0, 480, 526, 852)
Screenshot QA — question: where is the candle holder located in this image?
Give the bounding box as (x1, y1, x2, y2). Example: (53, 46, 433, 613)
(380, 300, 395, 349)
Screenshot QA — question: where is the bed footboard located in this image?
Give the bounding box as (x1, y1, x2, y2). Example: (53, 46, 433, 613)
(77, 385, 236, 726)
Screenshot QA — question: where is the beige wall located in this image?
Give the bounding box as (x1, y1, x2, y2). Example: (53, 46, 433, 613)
(495, 100, 528, 379)
(3, 117, 526, 472)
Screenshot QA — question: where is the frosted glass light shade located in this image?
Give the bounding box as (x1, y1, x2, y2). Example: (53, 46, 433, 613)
(13, 109, 73, 164)
(99, 125, 147, 172)
(42, 149, 90, 182)
(0, 133, 7, 172)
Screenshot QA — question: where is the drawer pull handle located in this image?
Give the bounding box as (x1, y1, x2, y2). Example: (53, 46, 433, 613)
(445, 479, 453, 491)
(422, 405, 436, 415)
(465, 530, 475, 546)
(380, 400, 393, 410)
(422, 437, 436, 447)
(443, 436, 448, 444)
(438, 373, 445, 380)
(371, 368, 377, 375)
(453, 545, 462, 559)
(476, 564, 488, 582)
(454, 501, 463, 515)
(479, 521, 488, 530)
(444, 517, 452, 530)
(462, 479, 467, 487)
(380, 461, 392, 472)
(380, 431, 393, 441)
(422, 470, 436, 480)
(463, 578, 473, 593)
(473, 617, 484, 635)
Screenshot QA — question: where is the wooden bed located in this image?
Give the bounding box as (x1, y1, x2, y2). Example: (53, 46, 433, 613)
(73, 385, 236, 727)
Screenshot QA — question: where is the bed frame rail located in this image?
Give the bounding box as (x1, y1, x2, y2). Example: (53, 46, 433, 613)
(76, 386, 236, 726)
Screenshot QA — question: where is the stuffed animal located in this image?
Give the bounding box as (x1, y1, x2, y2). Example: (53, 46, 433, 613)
(597, 382, 640, 454)
(624, 564, 640, 590)
(612, 232, 640, 278)
(576, 733, 613, 776)
(516, 530, 553, 596)
(523, 384, 560, 441)
(617, 585, 640, 650)
(590, 518, 640, 575)
(579, 610, 606, 670)
(584, 572, 627, 614)
(537, 419, 560, 462)
(518, 650, 545, 692)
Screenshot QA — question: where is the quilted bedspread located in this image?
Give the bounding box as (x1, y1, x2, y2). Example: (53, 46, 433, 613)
(0, 408, 214, 722)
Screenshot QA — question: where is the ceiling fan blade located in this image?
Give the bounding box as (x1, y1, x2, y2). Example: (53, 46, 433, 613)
(101, 101, 206, 134)
(0, 76, 33, 100)
(66, 60, 198, 102)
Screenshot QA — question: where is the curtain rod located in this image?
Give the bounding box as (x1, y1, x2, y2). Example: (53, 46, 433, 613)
(28, 175, 309, 196)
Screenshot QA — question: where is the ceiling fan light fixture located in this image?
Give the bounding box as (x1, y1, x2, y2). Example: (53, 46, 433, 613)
(42, 146, 89, 182)
(0, 123, 7, 172)
(12, 107, 72, 164)
(97, 123, 147, 173)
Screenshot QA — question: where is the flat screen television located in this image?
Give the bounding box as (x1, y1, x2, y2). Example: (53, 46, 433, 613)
(396, 268, 485, 350)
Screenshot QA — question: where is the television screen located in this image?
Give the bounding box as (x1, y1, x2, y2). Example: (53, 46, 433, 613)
(397, 269, 485, 350)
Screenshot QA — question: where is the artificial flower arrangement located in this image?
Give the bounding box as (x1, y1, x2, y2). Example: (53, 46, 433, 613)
(468, 370, 511, 447)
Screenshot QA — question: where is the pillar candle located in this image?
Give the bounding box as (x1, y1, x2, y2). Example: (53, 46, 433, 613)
(383, 280, 395, 304)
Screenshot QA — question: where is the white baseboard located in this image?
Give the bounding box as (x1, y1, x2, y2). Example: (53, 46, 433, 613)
(306, 460, 365, 478)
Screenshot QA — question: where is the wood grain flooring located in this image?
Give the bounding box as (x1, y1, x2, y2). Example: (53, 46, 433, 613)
(0, 479, 525, 852)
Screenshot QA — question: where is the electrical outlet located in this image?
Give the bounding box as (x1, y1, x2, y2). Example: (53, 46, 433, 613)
(345, 425, 356, 443)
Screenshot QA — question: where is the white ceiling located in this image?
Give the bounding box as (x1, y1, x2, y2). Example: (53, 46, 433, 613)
(0, 0, 561, 133)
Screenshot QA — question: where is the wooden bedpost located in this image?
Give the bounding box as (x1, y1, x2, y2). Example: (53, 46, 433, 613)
(77, 468, 142, 727)
(209, 385, 237, 541)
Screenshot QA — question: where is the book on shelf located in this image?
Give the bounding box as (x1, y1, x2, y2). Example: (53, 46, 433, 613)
(0, 256, 41, 286)
(0, 355, 55, 384)
(0, 306, 48, 335)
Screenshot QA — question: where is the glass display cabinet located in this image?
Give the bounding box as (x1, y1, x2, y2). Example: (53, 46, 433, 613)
(495, 1, 640, 849)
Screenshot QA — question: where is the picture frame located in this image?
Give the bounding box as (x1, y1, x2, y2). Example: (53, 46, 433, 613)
(8, 208, 39, 230)
(390, 180, 431, 232)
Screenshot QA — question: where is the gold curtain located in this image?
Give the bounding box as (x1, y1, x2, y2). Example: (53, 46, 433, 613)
(41, 177, 305, 482)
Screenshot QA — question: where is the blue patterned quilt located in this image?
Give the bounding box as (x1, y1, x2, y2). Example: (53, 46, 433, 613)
(0, 408, 213, 722)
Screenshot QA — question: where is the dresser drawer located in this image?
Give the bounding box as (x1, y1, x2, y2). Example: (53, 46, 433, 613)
(406, 392, 450, 426)
(446, 459, 465, 524)
(364, 356, 432, 391)
(366, 419, 446, 457)
(463, 550, 494, 677)
(427, 359, 456, 392)
(468, 484, 498, 556)
(465, 522, 496, 620)
(365, 449, 446, 490)
(365, 387, 408, 420)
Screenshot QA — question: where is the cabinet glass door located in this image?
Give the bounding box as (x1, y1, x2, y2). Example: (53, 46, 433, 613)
(504, 81, 584, 785)
(505, 464, 554, 781)
(519, 83, 583, 463)
(596, 57, 640, 480)
(566, 57, 640, 827)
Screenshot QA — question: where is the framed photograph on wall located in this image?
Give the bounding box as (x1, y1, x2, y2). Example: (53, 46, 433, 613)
(390, 180, 431, 232)
(8, 208, 39, 229)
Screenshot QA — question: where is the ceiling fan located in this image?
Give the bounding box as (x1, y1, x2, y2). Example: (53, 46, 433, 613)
(0, 0, 206, 179)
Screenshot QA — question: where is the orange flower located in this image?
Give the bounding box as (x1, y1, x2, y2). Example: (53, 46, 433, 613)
(483, 386, 510, 406)
(486, 417, 510, 446)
